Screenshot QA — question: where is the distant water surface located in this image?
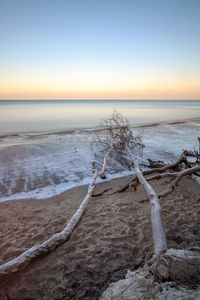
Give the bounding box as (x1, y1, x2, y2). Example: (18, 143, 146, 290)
(0, 100, 200, 135)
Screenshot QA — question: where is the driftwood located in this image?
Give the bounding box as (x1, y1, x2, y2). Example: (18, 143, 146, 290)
(115, 155, 187, 194)
(0, 146, 114, 282)
(97, 114, 200, 293)
(127, 148, 167, 256)
(129, 164, 200, 198)
(183, 149, 197, 158)
(92, 188, 112, 197)
(183, 149, 200, 162)
(147, 158, 165, 168)
(128, 150, 200, 287)
(158, 164, 200, 197)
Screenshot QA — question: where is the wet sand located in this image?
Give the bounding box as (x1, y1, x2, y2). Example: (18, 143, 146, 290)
(0, 175, 199, 299)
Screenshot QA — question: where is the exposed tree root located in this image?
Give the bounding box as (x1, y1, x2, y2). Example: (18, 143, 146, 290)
(100, 249, 200, 300)
(148, 248, 200, 287)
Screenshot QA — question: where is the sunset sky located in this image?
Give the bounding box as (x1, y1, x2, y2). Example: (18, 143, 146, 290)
(0, 0, 200, 100)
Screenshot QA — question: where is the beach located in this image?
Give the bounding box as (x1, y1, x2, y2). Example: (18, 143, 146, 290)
(0, 100, 200, 299)
(0, 174, 199, 299)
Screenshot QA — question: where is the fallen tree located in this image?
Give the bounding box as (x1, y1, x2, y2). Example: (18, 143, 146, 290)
(94, 111, 167, 256)
(95, 111, 200, 290)
(0, 111, 144, 282)
(0, 146, 114, 282)
(98, 112, 200, 299)
(129, 153, 200, 287)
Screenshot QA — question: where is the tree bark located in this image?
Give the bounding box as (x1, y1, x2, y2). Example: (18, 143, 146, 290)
(127, 148, 167, 256)
(0, 146, 114, 282)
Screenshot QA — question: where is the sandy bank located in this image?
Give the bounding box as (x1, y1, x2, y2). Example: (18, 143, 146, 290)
(0, 175, 199, 299)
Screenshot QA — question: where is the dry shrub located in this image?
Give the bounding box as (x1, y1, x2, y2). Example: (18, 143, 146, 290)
(91, 110, 144, 171)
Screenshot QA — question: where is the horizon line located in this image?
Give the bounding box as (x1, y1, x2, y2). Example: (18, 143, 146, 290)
(1, 99, 200, 101)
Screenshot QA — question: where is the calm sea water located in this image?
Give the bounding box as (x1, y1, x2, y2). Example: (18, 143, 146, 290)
(0, 100, 200, 135)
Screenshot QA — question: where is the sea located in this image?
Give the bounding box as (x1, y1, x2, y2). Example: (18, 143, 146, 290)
(0, 100, 200, 202)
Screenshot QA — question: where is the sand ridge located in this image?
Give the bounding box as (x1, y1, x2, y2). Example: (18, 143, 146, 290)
(0, 175, 199, 299)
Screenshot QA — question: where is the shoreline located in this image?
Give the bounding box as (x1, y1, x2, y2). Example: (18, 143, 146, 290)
(0, 116, 200, 140)
(0, 174, 199, 299)
(0, 171, 134, 203)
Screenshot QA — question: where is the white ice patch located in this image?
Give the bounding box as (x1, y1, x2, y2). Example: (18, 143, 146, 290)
(0, 122, 199, 202)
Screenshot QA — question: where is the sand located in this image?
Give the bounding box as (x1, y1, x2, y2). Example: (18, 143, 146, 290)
(0, 175, 199, 299)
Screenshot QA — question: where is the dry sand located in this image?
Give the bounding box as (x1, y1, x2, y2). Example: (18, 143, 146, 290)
(0, 175, 199, 299)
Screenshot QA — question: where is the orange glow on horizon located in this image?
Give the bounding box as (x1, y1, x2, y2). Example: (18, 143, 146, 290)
(0, 68, 200, 100)
(1, 67, 200, 100)
(1, 87, 200, 100)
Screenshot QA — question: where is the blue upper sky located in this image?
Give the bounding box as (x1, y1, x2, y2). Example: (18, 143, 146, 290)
(0, 0, 200, 99)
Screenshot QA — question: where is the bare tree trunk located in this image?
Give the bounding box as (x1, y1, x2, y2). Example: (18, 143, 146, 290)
(0, 146, 114, 282)
(127, 148, 167, 256)
(127, 151, 200, 286)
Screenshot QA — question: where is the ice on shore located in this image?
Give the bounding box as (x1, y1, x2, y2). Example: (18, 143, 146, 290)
(0, 121, 199, 202)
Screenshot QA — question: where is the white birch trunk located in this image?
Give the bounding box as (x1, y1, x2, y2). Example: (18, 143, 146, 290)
(0, 146, 113, 281)
(127, 148, 167, 256)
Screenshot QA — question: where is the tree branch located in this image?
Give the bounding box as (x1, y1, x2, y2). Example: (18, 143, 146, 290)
(0, 146, 114, 282)
(115, 155, 187, 194)
(159, 164, 200, 198)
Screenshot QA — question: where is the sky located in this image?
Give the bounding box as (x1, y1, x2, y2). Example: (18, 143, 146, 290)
(0, 0, 200, 100)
